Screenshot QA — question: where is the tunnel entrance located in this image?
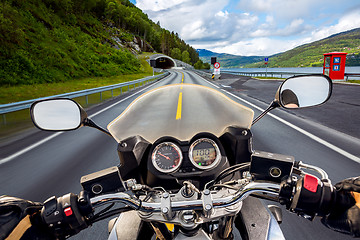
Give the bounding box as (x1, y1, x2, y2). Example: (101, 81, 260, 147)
(151, 55, 177, 69)
(156, 57, 174, 69)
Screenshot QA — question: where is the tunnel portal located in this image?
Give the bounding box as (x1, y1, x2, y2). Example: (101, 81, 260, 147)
(151, 55, 177, 69)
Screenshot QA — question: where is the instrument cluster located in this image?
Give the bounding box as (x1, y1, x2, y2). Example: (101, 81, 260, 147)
(150, 136, 223, 174)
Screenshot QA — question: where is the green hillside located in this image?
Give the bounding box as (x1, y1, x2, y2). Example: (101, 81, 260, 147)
(247, 28, 360, 68)
(0, 0, 205, 87)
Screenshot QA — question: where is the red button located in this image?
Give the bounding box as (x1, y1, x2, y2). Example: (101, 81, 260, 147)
(303, 174, 319, 193)
(64, 207, 73, 217)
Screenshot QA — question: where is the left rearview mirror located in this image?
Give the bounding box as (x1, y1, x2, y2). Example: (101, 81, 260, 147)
(30, 98, 87, 131)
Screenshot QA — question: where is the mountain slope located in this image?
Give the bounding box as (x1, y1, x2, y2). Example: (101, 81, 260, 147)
(199, 28, 360, 68)
(0, 0, 204, 86)
(0, 0, 141, 86)
(249, 28, 360, 68)
(197, 49, 264, 68)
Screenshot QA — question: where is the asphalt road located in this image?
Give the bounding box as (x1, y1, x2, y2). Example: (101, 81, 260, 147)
(0, 70, 359, 239)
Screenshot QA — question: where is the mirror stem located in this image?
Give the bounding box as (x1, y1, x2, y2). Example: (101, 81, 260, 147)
(83, 118, 113, 137)
(252, 100, 280, 126)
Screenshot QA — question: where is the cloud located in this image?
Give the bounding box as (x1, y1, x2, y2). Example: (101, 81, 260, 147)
(136, 0, 259, 42)
(139, 0, 227, 37)
(136, 0, 189, 11)
(310, 8, 360, 42)
(135, 0, 360, 56)
(211, 38, 300, 56)
(237, 0, 335, 20)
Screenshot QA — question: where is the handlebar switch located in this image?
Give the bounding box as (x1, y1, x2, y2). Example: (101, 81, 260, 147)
(279, 176, 297, 208)
(41, 193, 90, 239)
(280, 174, 336, 219)
(78, 191, 93, 217)
(43, 196, 58, 217)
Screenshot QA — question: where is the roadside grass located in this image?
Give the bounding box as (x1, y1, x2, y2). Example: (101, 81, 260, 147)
(255, 76, 285, 80)
(0, 52, 158, 141)
(0, 53, 156, 104)
(0, 82, 145, 142)
(348, 80, 360, 84)
(0, 73, 154, 104)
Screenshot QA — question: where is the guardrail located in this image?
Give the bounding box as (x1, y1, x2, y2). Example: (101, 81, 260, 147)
(192, 69, 213, 79)
(0, 73, 169, 115)
(221, 70, 360, 80)
(345, 73, 360, 81)
(220, 70, 314, 78)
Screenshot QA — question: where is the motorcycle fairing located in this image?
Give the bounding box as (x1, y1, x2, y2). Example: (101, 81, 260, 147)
(108, 84, 254, 143)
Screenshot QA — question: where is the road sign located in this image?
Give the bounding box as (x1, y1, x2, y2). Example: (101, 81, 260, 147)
(214, 62, 220, 69)
(150, 59, 156, 67)
(265, 57, 269, 62)
(211, 57, 217, 65)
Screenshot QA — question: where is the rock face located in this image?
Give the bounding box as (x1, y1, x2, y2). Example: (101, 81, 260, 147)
(106, 23, 155, 54)
(129, 36, 154, 54)
(112, 35, 154, 54)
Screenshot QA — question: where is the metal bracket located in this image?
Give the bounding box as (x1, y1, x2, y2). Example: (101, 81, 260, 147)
(202, 189, 213, 218)
(161, 192, 173, 220)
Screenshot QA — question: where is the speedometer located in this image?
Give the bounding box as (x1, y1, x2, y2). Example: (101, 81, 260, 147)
(189, 138, 221, 170)
(151, 142, 183, 173)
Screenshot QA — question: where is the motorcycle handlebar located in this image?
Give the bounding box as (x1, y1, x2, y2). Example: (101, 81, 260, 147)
(39, 174, 355, 238)
(89, 174, 354, 220)
(90, 182, 281, 212)
(38, 181, 281, 238)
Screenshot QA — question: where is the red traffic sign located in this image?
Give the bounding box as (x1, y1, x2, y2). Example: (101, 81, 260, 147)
(214, 62, 220, 69)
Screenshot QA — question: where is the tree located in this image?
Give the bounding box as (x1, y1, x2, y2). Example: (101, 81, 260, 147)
(194, 60, 203, 69)
(182, 50, 191, 64)
(203, 63, 211, 70)
(170, 48, 181, 60)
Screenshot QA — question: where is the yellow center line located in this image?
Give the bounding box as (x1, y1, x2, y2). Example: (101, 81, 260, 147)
(181, 72, 184, 89)
(176, 92, 183, 120)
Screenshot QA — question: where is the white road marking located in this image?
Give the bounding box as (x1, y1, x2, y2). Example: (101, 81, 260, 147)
(0, 74, 171, 165)
(204, 79, 220, 89)
(0, 132, 63, 165)
(203, 77, 360, 163)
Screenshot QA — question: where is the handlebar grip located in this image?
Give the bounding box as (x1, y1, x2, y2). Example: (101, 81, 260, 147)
(279, 175, 355, 218)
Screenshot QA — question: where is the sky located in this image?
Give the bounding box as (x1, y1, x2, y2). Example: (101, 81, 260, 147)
(129, 0, 360, 57)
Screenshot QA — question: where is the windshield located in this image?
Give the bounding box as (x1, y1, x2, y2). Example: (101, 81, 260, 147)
(108, 84, 254, 143)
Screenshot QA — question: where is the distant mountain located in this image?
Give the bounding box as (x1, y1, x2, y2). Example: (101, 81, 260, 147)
(199, 28, 360, 68)
(197, 49, 264, 68)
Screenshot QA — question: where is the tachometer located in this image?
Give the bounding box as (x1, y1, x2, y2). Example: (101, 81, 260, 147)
(189, 138, 221, 170)
(152, 142, 183, 173)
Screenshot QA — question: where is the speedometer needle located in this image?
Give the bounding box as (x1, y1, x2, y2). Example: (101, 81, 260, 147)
(159, 153, 171, 160)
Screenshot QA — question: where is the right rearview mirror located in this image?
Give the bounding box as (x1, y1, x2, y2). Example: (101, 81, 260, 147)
(276, 75, 332, 109)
